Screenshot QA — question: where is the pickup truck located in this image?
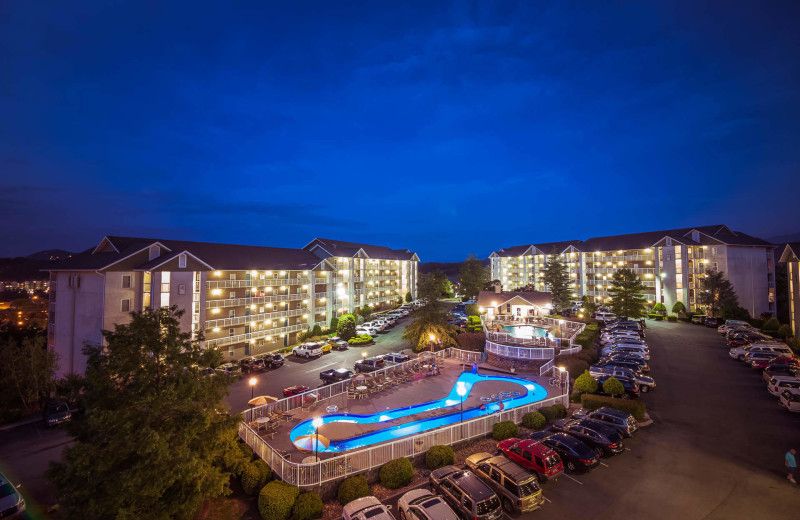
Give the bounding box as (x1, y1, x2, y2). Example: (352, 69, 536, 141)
(320, 368, 354, 384)
(354, 356, 386, 373)
(292, 342, 323, 358)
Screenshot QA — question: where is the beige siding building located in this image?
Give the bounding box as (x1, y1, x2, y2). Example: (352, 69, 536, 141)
(47, 236, 418, 377)
(779, 243, 800, 337)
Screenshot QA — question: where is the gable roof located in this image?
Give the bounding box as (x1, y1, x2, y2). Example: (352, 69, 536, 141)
(491, 245, 534, 258)
(476, 290, 553, 308)
(779, 242, 800, 263)
(304, 238, 419, 261)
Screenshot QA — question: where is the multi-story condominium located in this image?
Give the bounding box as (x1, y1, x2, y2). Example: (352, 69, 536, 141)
(46, 236, 418, 377)
(779, 243, 800, 337)
(490, 225, 776, 318)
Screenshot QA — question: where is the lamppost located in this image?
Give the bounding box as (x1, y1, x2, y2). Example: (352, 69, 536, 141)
(249, 377, 257, 400)
(429, 333, 436, 354)
(456, 382, 467, 437)
(312, 417, 323, 462)
(557, 366, 567, 405)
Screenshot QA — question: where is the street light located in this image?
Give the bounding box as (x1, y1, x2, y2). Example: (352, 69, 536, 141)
(312, 417, 324, 462)
(429, 333, 436, 354)
(456, 382, 467, 436)
(362, 351, 367, 359)
(557, 366, 567, 402)
(249, 377, 257, 400)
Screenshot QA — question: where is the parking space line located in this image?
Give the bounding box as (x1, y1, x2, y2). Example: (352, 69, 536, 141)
(543, 496, 552, 503)
(563, 473, 583, 485)
(625, 448, 632, 451)
(599, 462, 609, 467)
(305, 361, 337, 373)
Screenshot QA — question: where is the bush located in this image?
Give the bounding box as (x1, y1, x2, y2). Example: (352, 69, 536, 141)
(789, 337, 800, 355)
(654, 315, 664, 321)
(311, 324, 323, 337)
(348, 334, 373, 345)
(581, 394, 646, 421)
(762, 317, 781, 333)
(379, 458, 414, 489)
(667, 315, 678, 322)
(522, 411, 546, 430)
(652, 303, 666, 313)
(552, 355, 590, 379)
(292, 492, 323, 520)
(425, 445, 455, 470)
(538, 405, 565, 422)
(678, 316, 691, 322)
(465, 303, 480, 316)
(258, 481, 300, 520)
(602, 377, 625, 396)
(777, 324, 793, 340)
(552, 403, 567, 418)
(570, 391, 582, 403)
(574, 370, 598, 394)
(241, 462, 269, 496)
(455, 332, 486, 351)
(466, 316, 483, 333)
(337, 314, 357, 341)
(337, 475, 370, 506)
(671, 301, 686, 314)
(492, 420, 519, 441)
(329, 316, 339, 331)
(646, 313, 658, 319)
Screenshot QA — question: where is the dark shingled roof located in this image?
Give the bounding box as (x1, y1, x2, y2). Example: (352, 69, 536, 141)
(47, 236, 327, 272)
(533, 240, 583, 254)
(305, 238, 418, 261)
(491, 245, 533, 257)
(477, 290, 553, 308)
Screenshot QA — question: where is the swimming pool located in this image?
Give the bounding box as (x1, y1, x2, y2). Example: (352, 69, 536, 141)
(289, 372, 548, 452)
(502, 325, 552, 339)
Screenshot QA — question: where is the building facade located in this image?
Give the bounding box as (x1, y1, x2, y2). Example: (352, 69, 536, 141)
(779, 243, 800, 337)
(490, 225, 776, 318)
(47, 236, 418, 377)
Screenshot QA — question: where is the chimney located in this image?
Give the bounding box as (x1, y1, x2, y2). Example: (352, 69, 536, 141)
(494, 284, 502, 294)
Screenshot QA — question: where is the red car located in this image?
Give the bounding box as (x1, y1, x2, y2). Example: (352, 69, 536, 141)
(753, 356, 800, 370)
(496, 438, 563, 481)
(282, 385, 310, 397)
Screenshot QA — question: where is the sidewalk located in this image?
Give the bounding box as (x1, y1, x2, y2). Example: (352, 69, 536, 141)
(0, 413, 42, 433)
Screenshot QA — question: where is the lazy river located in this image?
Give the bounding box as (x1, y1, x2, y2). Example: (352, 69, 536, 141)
(289, 372, 548, 452)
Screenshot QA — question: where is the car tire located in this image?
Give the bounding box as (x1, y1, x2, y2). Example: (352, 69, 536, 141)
(595, 446, 604, 458)
(640, 385, 650, 393)
(399, 510, 406, 520)
(502, 497, 513, 513)
(566, 460, 576, 472)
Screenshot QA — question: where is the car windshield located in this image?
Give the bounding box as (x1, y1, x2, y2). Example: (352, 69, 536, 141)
(49, 403, 68, 413)
(518, 478, 540, 496)
(476, 496, 500, 515)
(0, 483, 15, 498)
(545, 455, 560, 468)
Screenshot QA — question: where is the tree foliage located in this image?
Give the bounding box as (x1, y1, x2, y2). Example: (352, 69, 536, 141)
(458, 255, 489, 300)
(336, 314, 357, 340)
(0, 325, 57, 415)
(403, 272, 458, 352)
(47, 306, 244, 520)
(405, 292, 413, 303)
(671, 301, 686, 314)
(358, 305, 372, 319)
(602, 377, 625, 397)
(608, 268, 647, 318)
(698, 270, 739, 318)
(541, 253, 572, 310)
(574, 370, 599, 394)
(581, 295, 598, 315)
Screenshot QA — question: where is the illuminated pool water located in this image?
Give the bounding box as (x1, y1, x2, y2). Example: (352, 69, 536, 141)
(289, 372, 548, 452)
(502, 325, 552, 339)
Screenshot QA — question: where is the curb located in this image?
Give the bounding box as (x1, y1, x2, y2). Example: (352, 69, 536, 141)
(637, 413, 654, 428)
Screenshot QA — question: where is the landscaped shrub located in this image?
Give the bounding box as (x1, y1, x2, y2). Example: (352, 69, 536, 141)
(602, 377, 625, 397)
(537, 406, 558, 422)
(258, 481, 300, 520)
(647, 313, 658, 319)
(762, 317, 781, 334)
(425, 445, 455, 470)
(667, 315, 678, 322)
(379, 457, 414, 489)
(552, 403, 567, 418)
(337, 475, 370, 506)
(671, 301, 687, 314)
(522, 411, 546, 430)
(456, 332, 486, 351)
(652, 303, 666, 313)
(678, 316, 691, 322)
(552, 354, 590, 379)
(292, 492, 323, 520)
(777, 324, 793, 340)
(573, 370, 598, 394)
(570, 392, 582, 403)
(492, 420, 519, 441)
(348, 334, 373, 345)
(581, 394, 646, 421)
(242, 462, 270, 496)
(466, 316, 483, 332)
(337, 314, 357, 341)
(465, 303, 480, 316)
(654, 315, 664, 321)
(789, 337, 800, 355)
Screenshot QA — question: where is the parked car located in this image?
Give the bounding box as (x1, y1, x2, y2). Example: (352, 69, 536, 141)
(744, 351, 788, 367)
(779, 389, 800, 413)
(397, 489, 458, 520)
(718, 320, 751, 334)
(691, 314, 706, 324)
(268, 353, 285, 368)
(594, 359, 646, 375)
(589, 366, 655, 392)
(465, 453, 544, 513)
(42, 398, 72, 428)
(704, 317, 723, 327)
(384, 352, 411, 363)
(328, 337, 349, 350)
(495, 438, 563, 481)
(571, 407, 638, 437)
(354, 356, 386, 373)
(292, 343, 323, 358)
(240, 356, 266, 373)
(320, 368, 355, 384)
(283, 385, 310, 397)
(595, 375, 640, 398)
(552, 418, 625, 456)
(751, 354, 796, 370)
(767, 376, 800, 397)
(599, 354, 650, 372)
(528, 431, 599, 472)
(429, 466, 503, 520)
(215, 363, 242, 377)
(763, 363, 800, 383)
(199, 367, 216, 376)
(342, 496, 396, 520)
(0, 470, 25, 518)
(600, 346, 650, 361)
(318, 341, 333, 353)
(729, 342, 789, 361)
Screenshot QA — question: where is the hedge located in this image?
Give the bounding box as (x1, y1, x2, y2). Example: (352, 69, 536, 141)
(678, 316, 691, 322)
(646, 313, 659, 320)
(492, 420, 519, 441)
(348, 334, 373, 345)
(379, 458, 414, 489)
(425, 445, 455, 470)
(241, 460, 271, 496)
(538, 404, 567, 422)
(522, 411, 546, 430)
(654, 315, 664, 321)
(337, 475, 370, 506)
(667, 315, 678, 322)
(258, 481, 300, 520)
(581, 394, 646, 421)
(292, 492, 323, 520)
(570, 391, 582, 403)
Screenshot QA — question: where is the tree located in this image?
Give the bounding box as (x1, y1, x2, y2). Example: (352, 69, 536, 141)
(671, 301, 686, 315)
(464, 303, 480, 317)
(0, 325, 57, 415)
(405, 292, 413, 303)
(458, 255, 489, 300)
(337, 314, 357, 340)
(47, 306, 245, 520)
(541, 253, 572, 310)
(721, 305, 750, 321)
(608, 268, 647, 318)
(602, 377, 625, 397)
(428, 270, 450, 299)
(573, 370, 598, 394)
(358, 305, 372, 320)
(698, 270, 739, 317)
(652, 302, 666, 314)
(484, 279, 501, 291)
(329, 316, 339, 331)
(402, 273, 457, 352)
(581, 295, 597, 315)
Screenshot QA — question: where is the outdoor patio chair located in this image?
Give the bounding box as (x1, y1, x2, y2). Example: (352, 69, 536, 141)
(273, 409, 296, 421)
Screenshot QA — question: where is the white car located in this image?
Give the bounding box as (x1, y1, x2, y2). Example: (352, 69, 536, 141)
(292, 342, 323, 358)
(342, 496, 395, 520)
(767, 376, 800, 397)
(0, 471, 25, 518)
(718, 320, 751, 334)
(729, 343, 791, 361)
(779, 389, 800, 412)
(398, 489, 458, 520)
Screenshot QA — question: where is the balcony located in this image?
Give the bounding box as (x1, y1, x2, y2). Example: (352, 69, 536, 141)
(205, 308, 306, 328)
(205, 323, 307, 349)
(207, 278, 309, 289)
(205, 293, 305, 309)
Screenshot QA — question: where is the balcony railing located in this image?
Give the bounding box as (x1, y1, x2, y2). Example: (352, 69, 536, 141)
(205, 308, 305, 329)
(206, 293, 305, 309)
(207, 278, 310, 289)
(205, 323, 307, 349)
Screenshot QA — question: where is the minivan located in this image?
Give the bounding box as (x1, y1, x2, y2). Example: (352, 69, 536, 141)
(429, 466, 503, 520)
(465, 453, 544, 513)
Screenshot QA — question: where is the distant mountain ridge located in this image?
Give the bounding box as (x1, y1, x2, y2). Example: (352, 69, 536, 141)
(26, 249, 75, 261)
(419, 258, 490, 283)
(768, 232, 800, 245)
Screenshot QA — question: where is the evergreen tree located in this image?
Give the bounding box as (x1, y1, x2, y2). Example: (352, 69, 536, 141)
(541, 253, 572, 310)
(458, 255, 489, 300)
(47, 306, 247, 520)
(608, 268, 647, 318)
(698, 269, 739, 317)
(402, 272, 456, 352)
(336, 314, 357, 340)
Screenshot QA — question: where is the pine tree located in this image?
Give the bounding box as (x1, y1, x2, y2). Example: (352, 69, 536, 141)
(698, 269, 739, 317)
(541, 253, 572, 310)
(458, 255, 489, 300)
(608, 268, 647, 318)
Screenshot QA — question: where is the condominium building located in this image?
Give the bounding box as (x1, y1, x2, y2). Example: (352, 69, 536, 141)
(46, 236, 418, 376)
(490, 225, 776, 318)
(779, 243, 800, 337)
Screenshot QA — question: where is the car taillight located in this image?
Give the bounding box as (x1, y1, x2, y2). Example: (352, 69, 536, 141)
(609, 443, 618, 448)
(580, 459, 592, 464)
(517, 499, 522, 507)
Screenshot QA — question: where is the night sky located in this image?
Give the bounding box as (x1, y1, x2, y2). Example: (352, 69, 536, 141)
(1, 1, 798, 261)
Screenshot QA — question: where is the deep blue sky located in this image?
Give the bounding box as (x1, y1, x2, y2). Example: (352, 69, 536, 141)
(1, 1, 799, 261)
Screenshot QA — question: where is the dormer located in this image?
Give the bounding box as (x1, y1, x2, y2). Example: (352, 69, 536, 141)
(691, 230, 700, 243)
(148, 244, 161, 261)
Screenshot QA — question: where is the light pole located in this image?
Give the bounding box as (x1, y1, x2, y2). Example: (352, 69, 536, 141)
(249, 377, 257, 400)
(456, 382, 467, 437)
(312, 417, 323, 462)
(429, 333, 436, 354)
(557, 366, 567, 405)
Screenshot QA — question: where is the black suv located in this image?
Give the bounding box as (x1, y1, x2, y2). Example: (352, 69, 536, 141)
(429, 466, 503, 520)
(256, 353, 285, 368)
(43, 398, 72, 428)
(572, 407, 638, 437)
(595, 375, 640, 398)
(529, 431, 599, 473)
(552, 418, 625, 457)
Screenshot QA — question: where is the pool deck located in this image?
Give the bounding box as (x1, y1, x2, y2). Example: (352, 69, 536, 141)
(256, 358, 552, 460)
